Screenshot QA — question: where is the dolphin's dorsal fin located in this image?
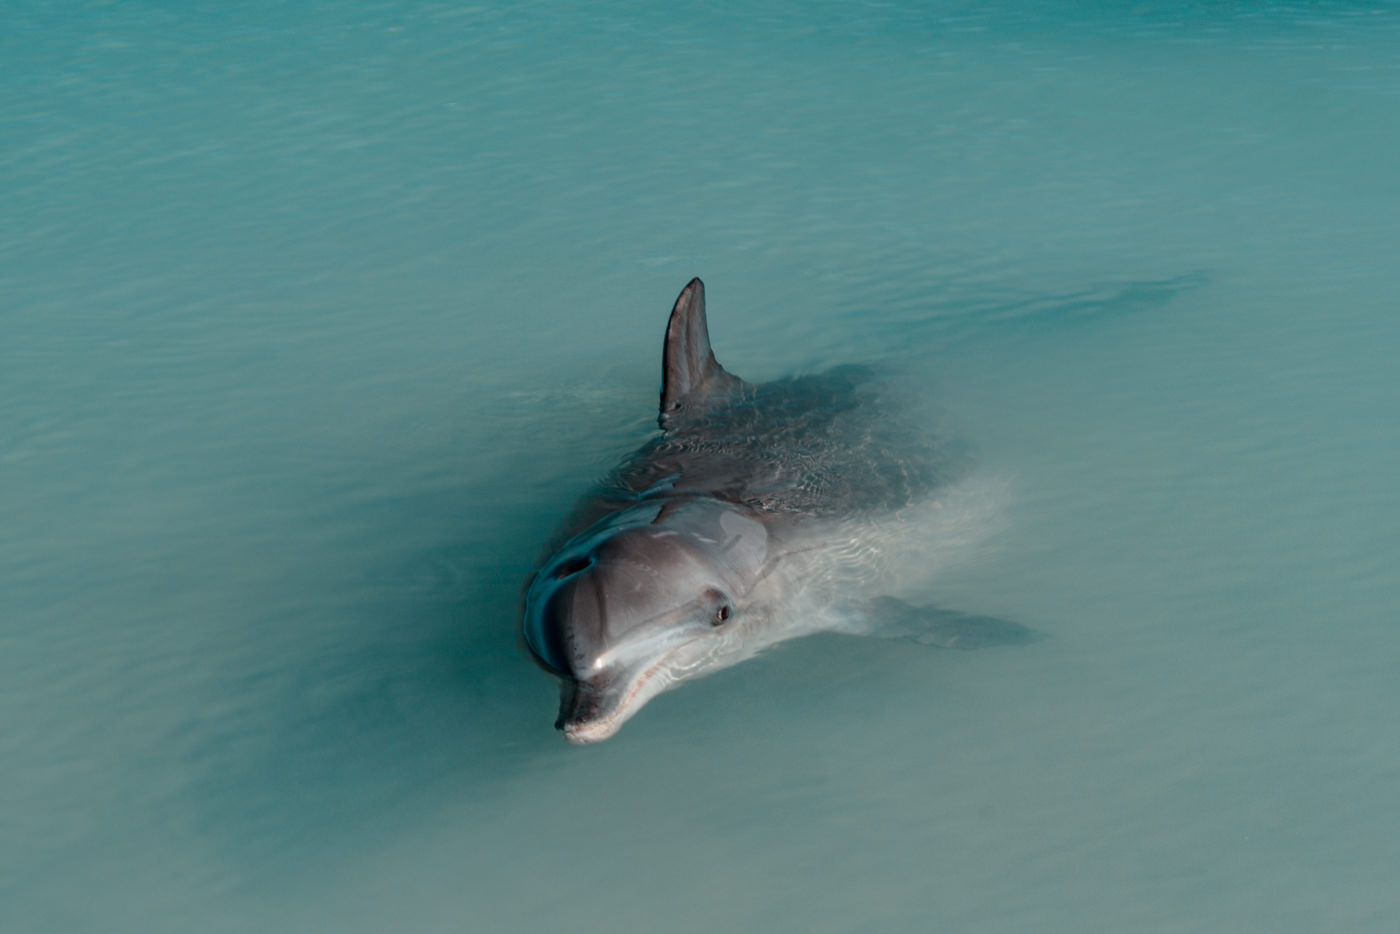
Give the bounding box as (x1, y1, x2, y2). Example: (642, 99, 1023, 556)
(659, 278, 742, 427)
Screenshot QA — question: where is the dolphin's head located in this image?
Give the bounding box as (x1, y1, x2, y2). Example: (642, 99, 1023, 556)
(523, 498, 770, 744)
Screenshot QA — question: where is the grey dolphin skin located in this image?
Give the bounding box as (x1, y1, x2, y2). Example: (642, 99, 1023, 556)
(522, 278, 1031, 744)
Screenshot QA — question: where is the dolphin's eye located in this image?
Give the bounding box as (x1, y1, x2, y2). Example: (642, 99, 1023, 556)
(714, 605, 731, 625)
(553, 556, 590, 580)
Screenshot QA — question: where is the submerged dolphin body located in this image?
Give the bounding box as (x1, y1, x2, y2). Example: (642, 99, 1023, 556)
(522, 278, 1029, 744)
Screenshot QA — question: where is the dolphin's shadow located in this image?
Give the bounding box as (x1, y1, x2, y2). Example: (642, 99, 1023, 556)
(175, 385, 650, 895)
(176, 541, 551, 893)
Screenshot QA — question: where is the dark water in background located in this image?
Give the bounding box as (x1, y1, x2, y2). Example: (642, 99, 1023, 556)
(4, 3, 1398, 931)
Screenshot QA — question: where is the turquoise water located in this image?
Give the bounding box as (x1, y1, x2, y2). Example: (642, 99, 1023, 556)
(4, 3, 1399, 930)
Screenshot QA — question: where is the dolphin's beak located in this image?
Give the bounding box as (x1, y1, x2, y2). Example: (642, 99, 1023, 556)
(555, 678, 629, 745)
(554, 663, 671, 745)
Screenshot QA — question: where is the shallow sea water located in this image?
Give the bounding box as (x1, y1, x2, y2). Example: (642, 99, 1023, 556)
(4, 3, 1399, 931)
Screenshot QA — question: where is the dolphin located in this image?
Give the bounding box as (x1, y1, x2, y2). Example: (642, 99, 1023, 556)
(522, 278, 1030, 744)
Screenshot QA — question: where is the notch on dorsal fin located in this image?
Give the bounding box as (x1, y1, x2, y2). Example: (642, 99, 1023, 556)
(659, 278, 743, 427)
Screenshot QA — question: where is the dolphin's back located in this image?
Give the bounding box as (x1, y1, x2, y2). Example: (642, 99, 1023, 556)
(551, 278, 962, 543)
(614, 364, 959, 518)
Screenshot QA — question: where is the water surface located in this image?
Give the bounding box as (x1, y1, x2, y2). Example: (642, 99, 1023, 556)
(4, 3, 1399, 931)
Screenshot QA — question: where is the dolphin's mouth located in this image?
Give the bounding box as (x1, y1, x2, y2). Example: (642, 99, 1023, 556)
(559, 713, 624, 745)
(556, 685, 632, 745)
(554, 681, 621, 745)
(554, 651, 680, 744)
